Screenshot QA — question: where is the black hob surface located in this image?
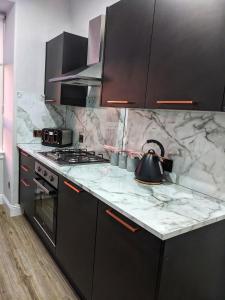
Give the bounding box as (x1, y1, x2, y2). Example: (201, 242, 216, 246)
(38, 148, 109, 165)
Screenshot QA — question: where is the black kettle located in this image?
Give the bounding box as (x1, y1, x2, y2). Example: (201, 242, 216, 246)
(135, 140, 165, 184)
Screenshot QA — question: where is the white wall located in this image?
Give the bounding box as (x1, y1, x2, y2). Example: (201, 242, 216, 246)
(4, 0, 77, 205)
(14, 0, 73, 94)
(70, 0, 119, 36)
(3, 5, 15, 203)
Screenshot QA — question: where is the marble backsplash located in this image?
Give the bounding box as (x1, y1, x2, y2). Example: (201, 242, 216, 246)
(16, 92, 67, 144)
(124, 109, 225, 200)
(16, 91, 225, 200)
(66, 107, 225, 201)
(66, 106, 125, 154)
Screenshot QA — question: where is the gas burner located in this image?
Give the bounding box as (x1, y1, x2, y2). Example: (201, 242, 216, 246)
(38, 148, 109, 165)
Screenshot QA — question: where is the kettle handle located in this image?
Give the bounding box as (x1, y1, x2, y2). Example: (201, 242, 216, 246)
(142, 139, 165, 157)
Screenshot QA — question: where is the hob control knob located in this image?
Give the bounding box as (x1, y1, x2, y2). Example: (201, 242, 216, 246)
(49, 175, 54, 182)
(43, 171, 47, 177)
(38, 167, 42, 172)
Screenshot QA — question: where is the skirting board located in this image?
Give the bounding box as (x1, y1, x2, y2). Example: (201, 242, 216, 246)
(0, 194, 22, 217)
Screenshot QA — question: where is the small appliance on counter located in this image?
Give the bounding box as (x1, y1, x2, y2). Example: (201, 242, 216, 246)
(41, 128, 73, 147)
(135, 139, 173, 184)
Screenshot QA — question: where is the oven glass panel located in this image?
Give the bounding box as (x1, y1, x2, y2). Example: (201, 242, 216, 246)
(34, 178, 57, 244)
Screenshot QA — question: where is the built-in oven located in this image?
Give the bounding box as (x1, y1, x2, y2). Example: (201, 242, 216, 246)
(33, 162, 58, 249)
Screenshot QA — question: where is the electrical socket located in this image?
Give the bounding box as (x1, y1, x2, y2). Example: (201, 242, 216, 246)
(79, 134, 84, 143)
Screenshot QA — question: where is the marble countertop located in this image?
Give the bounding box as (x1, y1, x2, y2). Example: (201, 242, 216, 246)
(18, 143, 225, 240)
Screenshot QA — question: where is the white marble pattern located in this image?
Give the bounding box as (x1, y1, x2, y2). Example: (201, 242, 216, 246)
(16, 91, 225, 202)
(17, 143, 225, 240)
(66, 106, 125, 155)
(16, 92, 67, 144)
(124, 109, 225, 201)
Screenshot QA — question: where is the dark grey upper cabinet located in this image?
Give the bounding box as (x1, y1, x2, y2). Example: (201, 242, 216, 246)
(45, 32, 88, 106)
(146, 0, 225, 111)
(101, 0, 155, 108)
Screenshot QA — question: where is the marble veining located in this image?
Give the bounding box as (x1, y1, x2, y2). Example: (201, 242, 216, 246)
(18, 143, 225, 240)
(66, 106, 125, 156)
(16, 91, 225, 203)
(16, 92, 67, 144)
(124, 109, 225, 201)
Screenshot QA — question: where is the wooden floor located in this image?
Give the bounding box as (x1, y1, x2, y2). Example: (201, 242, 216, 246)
(0, 206, 79, 300)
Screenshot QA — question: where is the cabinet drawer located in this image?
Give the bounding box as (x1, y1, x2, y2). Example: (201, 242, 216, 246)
(20, 150, 35, 173)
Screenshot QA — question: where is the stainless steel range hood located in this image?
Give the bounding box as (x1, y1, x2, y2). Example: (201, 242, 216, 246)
(49, 15, 105, 87)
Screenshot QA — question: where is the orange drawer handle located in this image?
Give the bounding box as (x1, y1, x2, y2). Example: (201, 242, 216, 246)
(21, 165, 29, 172)
(64, 181, 81, 193)
(156, 100, 194, 104)
(20, 179, 30, 188)
(106, 209, 140, 233)
(21, 151, 29, 157)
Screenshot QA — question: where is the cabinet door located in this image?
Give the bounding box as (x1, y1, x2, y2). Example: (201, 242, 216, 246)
(19, 151, 35, 221)
(158, 220, 225, 300)
(44, 33, 88, 106)
(101, 0, 155, 108)
(146, 0, 225, 111)
(19, 177, 35, 221)
(92, 202, 161, 300)
(44, 34, 63, 104)
(56, 178, 98, 300)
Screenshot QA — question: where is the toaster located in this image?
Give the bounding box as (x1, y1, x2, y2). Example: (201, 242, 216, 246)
(41, 128, 73, 147)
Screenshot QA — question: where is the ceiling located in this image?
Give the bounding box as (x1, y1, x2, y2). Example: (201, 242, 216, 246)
(0, 0, 14, 14)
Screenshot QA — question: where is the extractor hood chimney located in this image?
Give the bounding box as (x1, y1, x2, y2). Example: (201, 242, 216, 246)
(49, 15, 105, 87)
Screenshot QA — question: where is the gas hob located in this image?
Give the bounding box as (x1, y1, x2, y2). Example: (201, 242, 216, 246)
(38, 148, 109, 165)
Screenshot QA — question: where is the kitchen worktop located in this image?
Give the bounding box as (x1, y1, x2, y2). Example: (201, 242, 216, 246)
(18, 143, 225, 240)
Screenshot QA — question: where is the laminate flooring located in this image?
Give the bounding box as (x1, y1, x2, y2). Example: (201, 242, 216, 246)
(0, 206, 79, 300)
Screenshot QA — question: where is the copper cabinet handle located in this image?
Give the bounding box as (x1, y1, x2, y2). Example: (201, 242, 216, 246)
(21, 151, 29, 157)
(106, 100, 135, 104)
(106, 209, 140, 233)
(64, 181, 81, 193)
(21, 165, 29, 172)
(156, 100, 194, 104)
(20, 179, 30, 188)
(45, 100, 57, 103)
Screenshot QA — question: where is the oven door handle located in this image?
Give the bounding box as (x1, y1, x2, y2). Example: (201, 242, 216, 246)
(33, 178, 52, 195)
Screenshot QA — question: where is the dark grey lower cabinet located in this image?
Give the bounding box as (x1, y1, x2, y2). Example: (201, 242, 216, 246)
(92, 202, 162, 300)
(19, 150, 35, 222)
(157, 221, 225, 300)
(18, 158, 225, 299)
(56, 177, 98, 300)
(92, 202, 225, 300)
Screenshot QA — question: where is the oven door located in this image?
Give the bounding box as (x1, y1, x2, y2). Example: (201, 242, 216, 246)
(33, 176, 57, 246)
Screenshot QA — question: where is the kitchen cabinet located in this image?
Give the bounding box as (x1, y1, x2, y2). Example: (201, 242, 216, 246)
(156, 220, 225, 300)
(19, 150, 35, 222)
(92, 202, 225, 300)
(56, 177, 98, 300)
(146, 0, 225, 111)
(45, 32, 88, 106)
(92, 202, 161, 300)
(101, 0, 155, 108)
(17, 148, 225, 300)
